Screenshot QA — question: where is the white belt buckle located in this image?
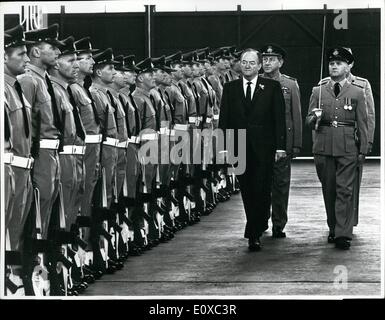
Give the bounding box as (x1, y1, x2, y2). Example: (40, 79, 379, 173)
(11, 155, 34, 169)
(85, 134, 102, 144)
(40, 139, 60, 149)
(332, 120, 338, 128)
(189, 116, 197, 124)
(4, 153, 14, 164)
(213, 114, 220, 120)
(160, 127, 168, 135)
(74, 146, 86, 155)
(206, 117, 213, 123)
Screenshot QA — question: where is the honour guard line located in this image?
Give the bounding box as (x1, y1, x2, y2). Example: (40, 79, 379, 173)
(3, 23, 373, 296)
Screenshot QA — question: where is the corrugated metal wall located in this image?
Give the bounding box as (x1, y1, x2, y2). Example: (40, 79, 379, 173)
(5, 8, 381, 156)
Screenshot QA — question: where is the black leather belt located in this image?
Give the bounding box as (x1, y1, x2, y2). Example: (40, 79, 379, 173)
(320, 120, 355, 128)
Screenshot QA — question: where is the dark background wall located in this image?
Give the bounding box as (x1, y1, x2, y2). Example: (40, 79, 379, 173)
(5, 8, 381, 156)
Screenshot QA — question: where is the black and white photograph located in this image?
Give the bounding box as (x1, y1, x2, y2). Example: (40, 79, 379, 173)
(0, 0, 383, 304)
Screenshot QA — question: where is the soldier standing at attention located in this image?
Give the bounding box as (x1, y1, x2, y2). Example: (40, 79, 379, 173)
(19, 24, 64, 242)
(318, 47, 375, 226)
(89, 48, 120, 274)
(19, 25, 66, 295)
(260, 44, 302, 238)
(306, 47, 368, 250)
(71, 37, 101, 254)
(4, 26, 33, 293)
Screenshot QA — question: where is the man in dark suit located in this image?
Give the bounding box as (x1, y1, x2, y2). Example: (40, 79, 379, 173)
(218, 48, 286, 251)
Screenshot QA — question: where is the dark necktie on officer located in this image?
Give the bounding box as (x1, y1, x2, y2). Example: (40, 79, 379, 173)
(334, 82, 340, 97)
(4, 108, 11, 142)
(106, 90, 119, 133)
(129, 94, 140, 135)
(150, 95, 160, 131)
(67, 86, 86, 141)
(45, 74, 62, 132)
(14, 80, 30, 138)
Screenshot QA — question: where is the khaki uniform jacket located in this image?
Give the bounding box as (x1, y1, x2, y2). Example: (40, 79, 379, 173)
(307, 80, 368, 156)
(261, 73, 302, 152)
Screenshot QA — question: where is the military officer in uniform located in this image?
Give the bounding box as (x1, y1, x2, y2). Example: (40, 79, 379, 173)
(260, 44, 303, 238)
(306, 47, 368, 250)
(89, 48, 120, 274)
(4, 26, 33, 288)
(318, 47, 375, 226)
(18, 25, 67, 295)
(19, 24, 64, 242)
(71, 37, 100, 250)
(132, 57, 161, 247)
(118, 55, 145, 255)
(107, 54, 131, 263)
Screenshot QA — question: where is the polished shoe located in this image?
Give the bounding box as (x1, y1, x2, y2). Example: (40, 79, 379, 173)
(272, 228, 286, 238)
(105, 264, 117, 274)
(335, 237, 351, 250)
(248, 238, 261, 252)
(82, 273, 95, 284)
(327, 234, 335, 243)
(84, 265, 103, 280)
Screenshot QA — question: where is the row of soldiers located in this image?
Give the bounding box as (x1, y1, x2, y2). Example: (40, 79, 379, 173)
(3, 23, 241, 296)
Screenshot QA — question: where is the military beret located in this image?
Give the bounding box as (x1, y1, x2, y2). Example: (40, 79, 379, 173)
(93, 48, 119, 65)
(24, 23, 65, 47)
(56, 36, 78, 56)
(260, 44, 287, 59)
(123, 55, 140, 72)
(4, 24, 33, 49)
(136, 57, 157, 74)
(326, 47, 354, 64)
(74, 36, 98, 54)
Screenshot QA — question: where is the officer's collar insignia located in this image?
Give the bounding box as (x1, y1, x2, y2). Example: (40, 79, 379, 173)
(150, 62, 154, 68)
(111, 54, 114, 60)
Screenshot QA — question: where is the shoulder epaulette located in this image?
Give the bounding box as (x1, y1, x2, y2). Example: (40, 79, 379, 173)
(352, 82, 365, 89)
(317, 77, 330, 85)
(282, 74, 297, 82)
(354, 76, 367, 82)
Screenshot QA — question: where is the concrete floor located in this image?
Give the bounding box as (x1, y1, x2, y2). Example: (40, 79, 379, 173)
(83, 161, 382, 297)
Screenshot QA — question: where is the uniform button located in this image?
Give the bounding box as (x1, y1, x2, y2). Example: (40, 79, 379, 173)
(336, 107, 338, 110)
(336, 98, 339, 101)
(288, 128, 291, 131)
(335, 116, 338, 119)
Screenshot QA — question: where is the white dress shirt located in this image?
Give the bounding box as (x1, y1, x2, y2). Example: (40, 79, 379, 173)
(242, 75, 285, 154)
(243, 75, 258, 98)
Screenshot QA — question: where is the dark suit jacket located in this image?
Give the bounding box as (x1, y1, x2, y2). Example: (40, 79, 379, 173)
(218, 76, 286, 158)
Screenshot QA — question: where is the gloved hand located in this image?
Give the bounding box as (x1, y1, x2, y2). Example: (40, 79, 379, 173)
(292, 147, 301, 159)
(358, 153, 366, 166)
